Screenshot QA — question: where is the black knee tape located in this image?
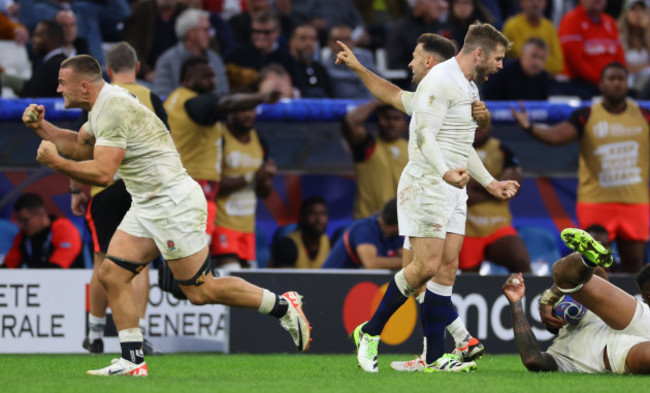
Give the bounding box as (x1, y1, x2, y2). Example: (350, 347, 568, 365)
(175, 253, 211, 286)
(106, 255, 147, 275)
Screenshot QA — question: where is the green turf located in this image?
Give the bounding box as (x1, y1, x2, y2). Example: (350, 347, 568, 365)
(1, 353, 647, 393)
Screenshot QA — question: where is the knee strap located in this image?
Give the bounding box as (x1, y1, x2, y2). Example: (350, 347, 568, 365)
(557, 284, 584, 294)
(175, 253, 211, 287)
(106, 255, 147, 275)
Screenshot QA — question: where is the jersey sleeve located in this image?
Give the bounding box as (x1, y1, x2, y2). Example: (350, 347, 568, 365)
(349, 221, 377, 250)
(93, 97, 130, 149)
(401, 91, 414, 116)
(48, 219, 82, 269)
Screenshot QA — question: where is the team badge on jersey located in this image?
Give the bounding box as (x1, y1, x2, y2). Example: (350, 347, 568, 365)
(167, 240, 176, 252)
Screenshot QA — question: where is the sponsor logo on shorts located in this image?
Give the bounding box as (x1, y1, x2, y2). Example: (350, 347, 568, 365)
(432, 224, 442, 231)
(167, 240, 176, 252)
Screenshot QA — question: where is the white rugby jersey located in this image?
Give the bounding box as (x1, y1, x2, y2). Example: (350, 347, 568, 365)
(84, 83, 193, 207)
(401, 58, 479, 179)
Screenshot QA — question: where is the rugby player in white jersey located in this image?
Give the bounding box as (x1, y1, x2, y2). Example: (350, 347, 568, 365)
(22, 55, 311, 377)
(337, 33, 489, 371)
(338, 22, 519, 373)
(504, 228, 650, 375)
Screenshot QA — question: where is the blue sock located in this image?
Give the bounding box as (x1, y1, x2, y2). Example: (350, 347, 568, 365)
(363, 278, 408, 336)
(447, 303, 459, 326)
(423, 289, 451, 364)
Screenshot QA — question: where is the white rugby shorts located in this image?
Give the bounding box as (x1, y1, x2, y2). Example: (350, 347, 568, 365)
(118, 181, 208, 260)
(397, 171, 467, 239)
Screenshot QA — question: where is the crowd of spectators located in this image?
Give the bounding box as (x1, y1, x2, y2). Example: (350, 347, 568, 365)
(1, 0, 648, 100)
(2, 0, 650, 274)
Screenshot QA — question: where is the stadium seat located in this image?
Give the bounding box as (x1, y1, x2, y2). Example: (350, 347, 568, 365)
(255, 227, 271, 268)
(0, 219, 18, 266)
(517, 225, 561, 276)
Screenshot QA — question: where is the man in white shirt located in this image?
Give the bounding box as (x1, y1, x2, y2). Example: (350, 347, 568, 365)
(338, 22, 519, 373)
(504, 228, 650, 375)
(22, 54, 311, 377)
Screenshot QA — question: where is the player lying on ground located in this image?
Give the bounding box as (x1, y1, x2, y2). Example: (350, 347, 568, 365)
(503, 228, 650, 374)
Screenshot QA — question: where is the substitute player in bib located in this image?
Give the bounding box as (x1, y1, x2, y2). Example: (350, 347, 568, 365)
(512, 62, 649, 273)
(504, 228, 650, 374)
(23, 55, 311, 377)
(336, 32, 495, 372)
(340, 23, 519, 373)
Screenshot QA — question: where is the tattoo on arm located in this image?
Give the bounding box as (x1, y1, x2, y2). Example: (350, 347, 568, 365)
(511, 301, 558, 372)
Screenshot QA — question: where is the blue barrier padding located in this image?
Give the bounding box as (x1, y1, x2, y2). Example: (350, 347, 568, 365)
(0, 97, 611, 123)
(0, 98, 81, 121)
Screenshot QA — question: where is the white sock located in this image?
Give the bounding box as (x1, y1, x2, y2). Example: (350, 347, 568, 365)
(447, 317, 471, 348)
(139, 318, 146, 336)
(118, 327, 143, 343)
(395, 269, 416, 297)
(416, 292, 425, 304)
(88, 314, 106, 342)
(426, 281, 453, 296)
(257, 288, 277, 314)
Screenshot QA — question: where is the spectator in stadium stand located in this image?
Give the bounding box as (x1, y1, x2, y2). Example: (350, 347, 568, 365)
(385, 0, 452, 79)
(618, 0, 650, 96)
(558, 0, 626, 99)
(459, 122, 531, 273)
(269, 197, 331, 269)
(122, 0, 187, 82)
(321, 25, 378, 99)
(289, 23, 333, 98)
(153, 8, 230, 98)
(291, 0, 370, 47)
(54, 10, 88, 58)
(502, 0, 564, 75)
(322, 198, 402, 269)
(164, 55, 280, 244)
(20, 20, 67, 98)
(16, 0, 130, 65)
(210, 98, 277, 270)
(342, 100, 408, 220)
(2, 193, 83, 269)
(229, 0, 295, 46)
(352, 0, 408, 49)
(0, 9, 27, 44)
(512, 62, 649, 274)
(503, 229, 650, 375)
(225, 9, 299, 89)
(482, 37, 551, 100)
(257, 63, 299, 98)
(448, 0, 495, 50)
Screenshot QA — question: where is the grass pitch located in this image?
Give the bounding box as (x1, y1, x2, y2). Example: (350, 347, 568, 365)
(2, 353, 646, 393)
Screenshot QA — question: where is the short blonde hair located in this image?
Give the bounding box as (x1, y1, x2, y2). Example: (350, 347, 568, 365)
(461, 21, 511, 55)
(60, 55, 103, 81)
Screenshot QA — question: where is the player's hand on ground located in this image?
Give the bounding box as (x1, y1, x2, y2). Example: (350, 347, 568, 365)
(538, 302, 567, 330)
(262, 90, 282, 104)
(502, 273, 525, 303)
(70, 192, 88, 216)
(335, 40, 362, 71)
(486, 179, 520, 200)
(472, 100, 488, 123)
(23, 104, 45, 130)
(443, 167, 470, 188)
(36, 140, 59, 166)
(510, 101, 531, 130)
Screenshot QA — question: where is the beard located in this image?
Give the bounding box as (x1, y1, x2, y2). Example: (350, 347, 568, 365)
(473, 63, 491, 85)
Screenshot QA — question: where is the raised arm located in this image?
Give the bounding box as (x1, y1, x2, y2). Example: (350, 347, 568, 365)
(511, 102, 579, 145)
(184, 91, 281, 126)
(503, 273, 559, 372)
(23, 104, 95, 161)
(342, 100, 383, 146)
(335, 41, 406, 113)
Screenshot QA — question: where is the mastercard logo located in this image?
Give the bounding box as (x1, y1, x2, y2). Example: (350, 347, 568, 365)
(342, 281, 417, 345)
